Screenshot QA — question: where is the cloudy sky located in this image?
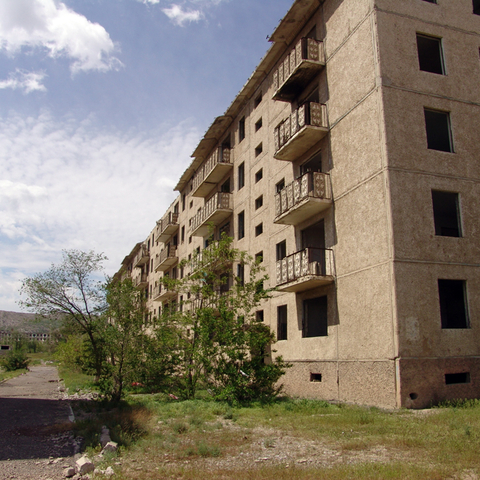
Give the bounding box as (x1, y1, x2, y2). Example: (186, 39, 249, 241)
(0, 0, 293, 312)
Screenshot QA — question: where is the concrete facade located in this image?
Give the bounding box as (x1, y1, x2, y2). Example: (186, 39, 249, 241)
(116, 0, 480, 408)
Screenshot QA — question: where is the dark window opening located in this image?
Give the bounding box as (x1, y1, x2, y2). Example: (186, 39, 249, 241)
(190, 200, 193, 209)
(239, 117, 245, 142)
(254, 92, 262, 108)
(474, 0, 480, 15)
(422, 0, 437, 3)
(238, 211, 245, 239)
(300, 151, 322, 175)
(173, 203, 179, 215)
(255, 118, 263, 132)
(303, 296, 328, 337)
(276, 240, 286, 261)
(277, 305, 287, 341)
(417, 34, 444, 74)
(424, 108, 453, 152)
(255, 195, 263, 210)
(256, 310, 264, 322)
(238, 162, 245, 190)
(182, 193, 186, 211)
(255, 223, 263, 236)
(255, 168, 263, 182)
(445, 372, 470, 384)
(237, 263, 244, 287)
(221, 178, 231, 193)
(310, 373, 322, 382)
(181, 226, 185, 243)
(255, 143, 263, 157)
(255, 251, 263, 263)
(438, 279, 469, 329)
(219, 222, 230, 239)
(432, 190, 461, 237)
(276, 178, 285, 194)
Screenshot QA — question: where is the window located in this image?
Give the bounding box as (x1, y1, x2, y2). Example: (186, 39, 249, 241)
(277, 305, 288, 340)
(239, 117, 245, 142)
(276, 240, 286, 261)
(255, 168, 263, 182)
(474, 0, 480, 15)
(255, 143, 263, 157)
(422, 0, 437, 4)
(237, 263, 244, 286)
(438, 279, 469, 329)
(182, 193, 186, 211)
(219, 222, 230, 238)
(303, 296, 328, 337)
(256, 310, 264, 322)
(189, 235, 192, 244)
(221, 178, 231, 193)
(445, 372, 470, 384)
(424, 109, 453, 152)
(432, 190, 461, 237)
(255, 223, 263, 236)
(181, 226, 185, 243)
(238, 211, 245, 239)
(255, 195, 263, 210)
(276, 178, 285, 194)
(417, 34, 444, 74)
(255, 118, 262, 132)
(254, 92, 262, 108)
(238, 162, 245, 190)
(190, 200, 193, 209)
(174, 203, 179, 215)
(310, 373, 322, 382)
(255, 251, 263, 263)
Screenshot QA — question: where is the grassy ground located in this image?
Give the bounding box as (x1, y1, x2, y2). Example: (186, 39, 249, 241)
(76, 395, 480, 480)
(0, 368, 28, 383)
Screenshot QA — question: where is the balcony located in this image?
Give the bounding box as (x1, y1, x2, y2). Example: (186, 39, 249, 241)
(156, 212, 179, 244)
(274, 172, 331, 225)
(133, 273, 148, 289)
(273, 38, 325, 102)
(274, 102, 328, 161)
(133, 245, 149, 268)
(276, 248, 334, 292)
(154, 246, 178, 272)
(191, 147, 233, 198)
(152, 284, 177, 302)
(191, 192, 233, 237)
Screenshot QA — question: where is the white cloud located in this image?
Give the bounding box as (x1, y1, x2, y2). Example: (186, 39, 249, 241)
(0, 69, 47, 93)
(0, 0, 121, 73)
(0, 112, 200, 311)
(162, 5, 203, 26)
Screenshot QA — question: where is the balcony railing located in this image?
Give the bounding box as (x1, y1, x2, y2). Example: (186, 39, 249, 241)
(133, 273, 148, 288)
(274, 102, 328, 161)
(274, 172, 331, 225)
(276, 248, 334, 292)
(154, 246, 178, 272)
(191, 192, 233, 237)
(152, 284, 176, 302)
(191, 147, 233, 198)
(156, 212, 179, 244)
(272, 38, 325, 102)
(133, 245, 149, 268)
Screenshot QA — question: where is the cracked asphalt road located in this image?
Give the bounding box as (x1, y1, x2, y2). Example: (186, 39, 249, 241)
(0, 365, 76, 480)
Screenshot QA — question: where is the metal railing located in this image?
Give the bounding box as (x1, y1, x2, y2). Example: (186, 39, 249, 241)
(190, 192, 232, 232)
(133, 273, 148, 287)
(275, 172, 330, 218)
(276, 248, 334, 286)
(133, 244, 149, 268)
(154, 246, 178, 270)
(274, 102, 328, 154)
(192, 147, 232, 193)
(272, 37, 324, 93)
(156, 212, 179, 239)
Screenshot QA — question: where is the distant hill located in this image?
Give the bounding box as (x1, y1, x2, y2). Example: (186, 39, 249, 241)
(0, 310, 61, 333)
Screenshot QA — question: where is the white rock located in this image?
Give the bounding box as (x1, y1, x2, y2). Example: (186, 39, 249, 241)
(76, 456, 95, 475)
(102, 441, 118, 453)
(105, 466, 115, 477)
(63, 467, 76, 478)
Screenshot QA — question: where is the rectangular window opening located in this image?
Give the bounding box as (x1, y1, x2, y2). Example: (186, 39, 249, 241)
(310, 373, 322, 382)
(238, 211, 245, 240)
(303, 296, 328, 337)
(276, 240, 286, 261)
(424, 108, 453, 152)
(255, 195, 263, 210)
(277, 305, 287, 341)
(445, 372, 470, 385)
(255, 223, 263, 236)
(239, 116, 245, 142)
(255, 143, 263, 157)
(238, 162, 245, 190)
(254, 92, 262, 108)
(417, 34, 444, 74)
(256, 310, 264, 322)
(276, 178, 285, 194)
(255, 251, 263, 263)
(432, 190, 461, 237)
(438, 279, 469, 329)
(474, 0, 480, 15)
(255, 118, 263, 132)
(255, 168, 263, 182)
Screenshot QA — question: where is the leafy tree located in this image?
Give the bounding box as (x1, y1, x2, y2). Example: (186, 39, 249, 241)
(0, 349, 29, 371)
(158, 233, 289, 402)
(19, 250, 107, 380)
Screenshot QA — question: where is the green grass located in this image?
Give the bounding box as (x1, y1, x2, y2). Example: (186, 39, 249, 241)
(57, 363, 96, 393)
(0, 368, 28, 383)
(82, 395, 480, 480)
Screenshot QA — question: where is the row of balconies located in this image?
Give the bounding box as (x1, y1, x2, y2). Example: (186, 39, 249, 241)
(133, 244, 149, 269)
(156, 212, 179, 243)
(190, 192, 232, 237)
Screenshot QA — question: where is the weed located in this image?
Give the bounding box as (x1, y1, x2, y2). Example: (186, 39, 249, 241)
(171, 422, 189, 434)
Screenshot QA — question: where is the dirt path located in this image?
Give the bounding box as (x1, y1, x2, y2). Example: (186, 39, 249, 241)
(0, 366, 76, 480)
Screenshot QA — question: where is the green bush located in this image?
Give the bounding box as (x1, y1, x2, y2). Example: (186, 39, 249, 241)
(1, 349, 30, 371)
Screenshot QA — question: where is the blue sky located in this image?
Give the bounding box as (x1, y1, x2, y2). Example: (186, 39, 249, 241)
(0, 0, 293, 311)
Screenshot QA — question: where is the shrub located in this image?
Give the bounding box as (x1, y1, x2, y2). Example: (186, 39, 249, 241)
(1, 349, 30, 371)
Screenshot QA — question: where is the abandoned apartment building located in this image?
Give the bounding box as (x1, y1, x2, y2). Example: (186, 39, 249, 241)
(115, 0, 480, 408)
